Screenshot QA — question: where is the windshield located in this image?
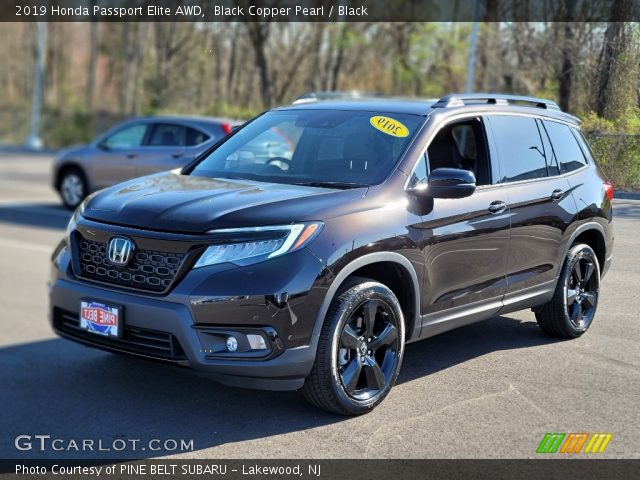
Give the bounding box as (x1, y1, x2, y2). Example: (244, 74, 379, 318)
(189, 109, 422, 187)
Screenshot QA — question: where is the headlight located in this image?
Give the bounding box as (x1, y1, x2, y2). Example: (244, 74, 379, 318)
(65, 192, 95, 243)
(194, 222, 322, 268)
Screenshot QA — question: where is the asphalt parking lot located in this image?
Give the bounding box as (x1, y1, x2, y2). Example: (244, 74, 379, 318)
(0, 151, 638, 459)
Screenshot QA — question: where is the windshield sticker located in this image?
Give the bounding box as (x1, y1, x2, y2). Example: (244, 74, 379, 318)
(370, 115, 409, 138)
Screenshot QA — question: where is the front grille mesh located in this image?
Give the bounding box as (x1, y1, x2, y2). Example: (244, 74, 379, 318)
(77, 238, 185, 293)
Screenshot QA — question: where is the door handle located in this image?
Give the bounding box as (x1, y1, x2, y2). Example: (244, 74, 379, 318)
(551, 189, 565, 200)
(171, 152, 184, 158)
(488, 200, 507, 214)
(126, 153, 138, 159)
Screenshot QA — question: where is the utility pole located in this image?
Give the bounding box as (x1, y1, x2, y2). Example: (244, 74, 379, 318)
(26, 21, 46, 150)
(465, 1, 481, 93)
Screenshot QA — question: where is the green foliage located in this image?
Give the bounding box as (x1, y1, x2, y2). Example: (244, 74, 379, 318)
(582, 110, 640, 190)
(203, 103, 259, 121)
(42, 110, 94, 148)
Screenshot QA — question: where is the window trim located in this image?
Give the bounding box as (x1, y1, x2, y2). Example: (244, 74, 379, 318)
(537, 119, 561, 177)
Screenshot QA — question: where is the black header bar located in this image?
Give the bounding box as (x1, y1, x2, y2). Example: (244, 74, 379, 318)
(3, 0, 640, 22)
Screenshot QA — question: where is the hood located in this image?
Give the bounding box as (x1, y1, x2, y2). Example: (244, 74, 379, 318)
(82, 172, 367, 233)
(57, 144, 91, 159)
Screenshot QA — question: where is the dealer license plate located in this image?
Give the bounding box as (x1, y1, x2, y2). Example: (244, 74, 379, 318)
(79, 301, 121, 338)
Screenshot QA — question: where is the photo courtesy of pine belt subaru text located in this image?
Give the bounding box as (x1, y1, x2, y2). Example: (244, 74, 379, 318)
(49, 92, 614, 415)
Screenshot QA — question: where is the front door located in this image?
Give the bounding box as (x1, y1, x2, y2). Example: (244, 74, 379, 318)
(92, 122, 150, 189)
(414, 117, 510, 326)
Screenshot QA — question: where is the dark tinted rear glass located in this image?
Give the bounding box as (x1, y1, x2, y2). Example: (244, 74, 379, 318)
(537, 119, 560, 176)
(186, 127, 210, 146)
(148, 124, 186, 146)
(491, 115, 547, 182)
(543, 120, 588, 173)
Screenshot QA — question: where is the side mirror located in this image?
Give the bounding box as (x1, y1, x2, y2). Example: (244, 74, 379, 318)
(97, 140, 110, 151)
(413, 168, 476, 199)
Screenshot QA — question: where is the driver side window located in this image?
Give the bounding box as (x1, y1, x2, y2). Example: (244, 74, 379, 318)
(426, 118, 491, 186)
(104, 124, 148, 149)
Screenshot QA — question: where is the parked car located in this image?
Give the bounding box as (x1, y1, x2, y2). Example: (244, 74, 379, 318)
(50, 93, 613, 415)
(52, 116, 241, 208)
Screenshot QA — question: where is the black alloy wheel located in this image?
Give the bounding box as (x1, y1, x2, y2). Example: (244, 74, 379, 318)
(535, 243, 601, 338)
(337, 298, 400, 401)
(302, 278, 405, 415)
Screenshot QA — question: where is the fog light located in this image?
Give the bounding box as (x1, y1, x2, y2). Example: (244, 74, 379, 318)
(247, 334, 267, 350)
(226, 336, 238, 352)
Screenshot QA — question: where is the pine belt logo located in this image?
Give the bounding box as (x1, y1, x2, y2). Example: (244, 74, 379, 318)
(536, 432, 613, 454)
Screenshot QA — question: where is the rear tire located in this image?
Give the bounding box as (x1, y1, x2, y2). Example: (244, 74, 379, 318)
(535, 243, 600, 338)
(58, 167, 87, 210)
(302, 278, 405, 415)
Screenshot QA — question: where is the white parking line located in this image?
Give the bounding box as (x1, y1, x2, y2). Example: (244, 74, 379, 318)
(0, 237, 54, 253)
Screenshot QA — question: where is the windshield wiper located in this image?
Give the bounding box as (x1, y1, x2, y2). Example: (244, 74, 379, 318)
(293, 181, 368, 189)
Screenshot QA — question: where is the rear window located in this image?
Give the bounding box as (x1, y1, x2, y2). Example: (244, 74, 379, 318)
(186, 127, 210, 146)
(148, 124, 186, 146)
(490, 115, 548, 182)
(542, 120, 588, 173)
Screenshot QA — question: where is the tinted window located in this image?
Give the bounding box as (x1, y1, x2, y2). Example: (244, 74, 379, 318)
(537, 119, 560, 176)
(191, 110, 421, 186)
(491, 116, 547, 182)
(186, 127, 210, 146)
(543, 120, 587, 173)
(427, 118, 491, 185)
(104, 124, 147, 148)
(148, 124, 186, 146)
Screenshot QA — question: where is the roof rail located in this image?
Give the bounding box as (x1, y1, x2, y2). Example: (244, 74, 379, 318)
(293, 91, 385, 104)
(432, 93, 561, 111)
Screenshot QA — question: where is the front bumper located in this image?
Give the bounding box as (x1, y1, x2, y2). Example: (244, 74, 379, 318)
(49, 243, 330, 391)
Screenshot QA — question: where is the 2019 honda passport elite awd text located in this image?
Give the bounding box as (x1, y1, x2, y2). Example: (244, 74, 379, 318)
(49, 93, 614, 415)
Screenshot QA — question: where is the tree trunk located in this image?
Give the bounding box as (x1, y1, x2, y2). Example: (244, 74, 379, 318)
(86, 22, 99, 114)
(596, 0, 633, 118)
(244, 22, 271, 107)
(558, 22, 575, 112)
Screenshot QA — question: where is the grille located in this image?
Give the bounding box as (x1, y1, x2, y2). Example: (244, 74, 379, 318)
(76, 237, 185, 293)
(55, 309, 186, 361)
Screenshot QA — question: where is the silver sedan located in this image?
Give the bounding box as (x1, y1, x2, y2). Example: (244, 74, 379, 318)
(52, 115, 240, 208)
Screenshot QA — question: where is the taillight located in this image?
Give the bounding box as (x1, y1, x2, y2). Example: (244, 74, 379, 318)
(604, 181, 614, 201)
(221, 123, 232, 135)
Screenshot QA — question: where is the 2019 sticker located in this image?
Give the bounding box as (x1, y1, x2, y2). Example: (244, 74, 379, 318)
(370, 115, 409, 138)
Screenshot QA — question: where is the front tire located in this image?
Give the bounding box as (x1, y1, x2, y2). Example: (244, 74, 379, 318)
(58, 167, 87, 210)
(535, 243, 600, 338)
(302, 279, 405, 415)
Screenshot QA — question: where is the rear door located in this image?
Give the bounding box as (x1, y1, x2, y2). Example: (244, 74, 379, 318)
(487, 114, 577, 310)
(135, 122, 188, 177)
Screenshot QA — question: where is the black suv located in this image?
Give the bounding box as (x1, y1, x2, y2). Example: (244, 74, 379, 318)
(50, 93, 614, 415)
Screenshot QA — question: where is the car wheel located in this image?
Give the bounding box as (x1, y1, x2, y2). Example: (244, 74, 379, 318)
(59, 168, 87, 209)
(535, 243, 600, 338)
(302, 278, 405, 415)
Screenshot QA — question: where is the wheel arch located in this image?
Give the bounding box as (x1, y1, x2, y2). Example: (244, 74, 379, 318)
(310, 252, 421, 351)
(566, 222, 607, 272)
(55, 162, 87, 190)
